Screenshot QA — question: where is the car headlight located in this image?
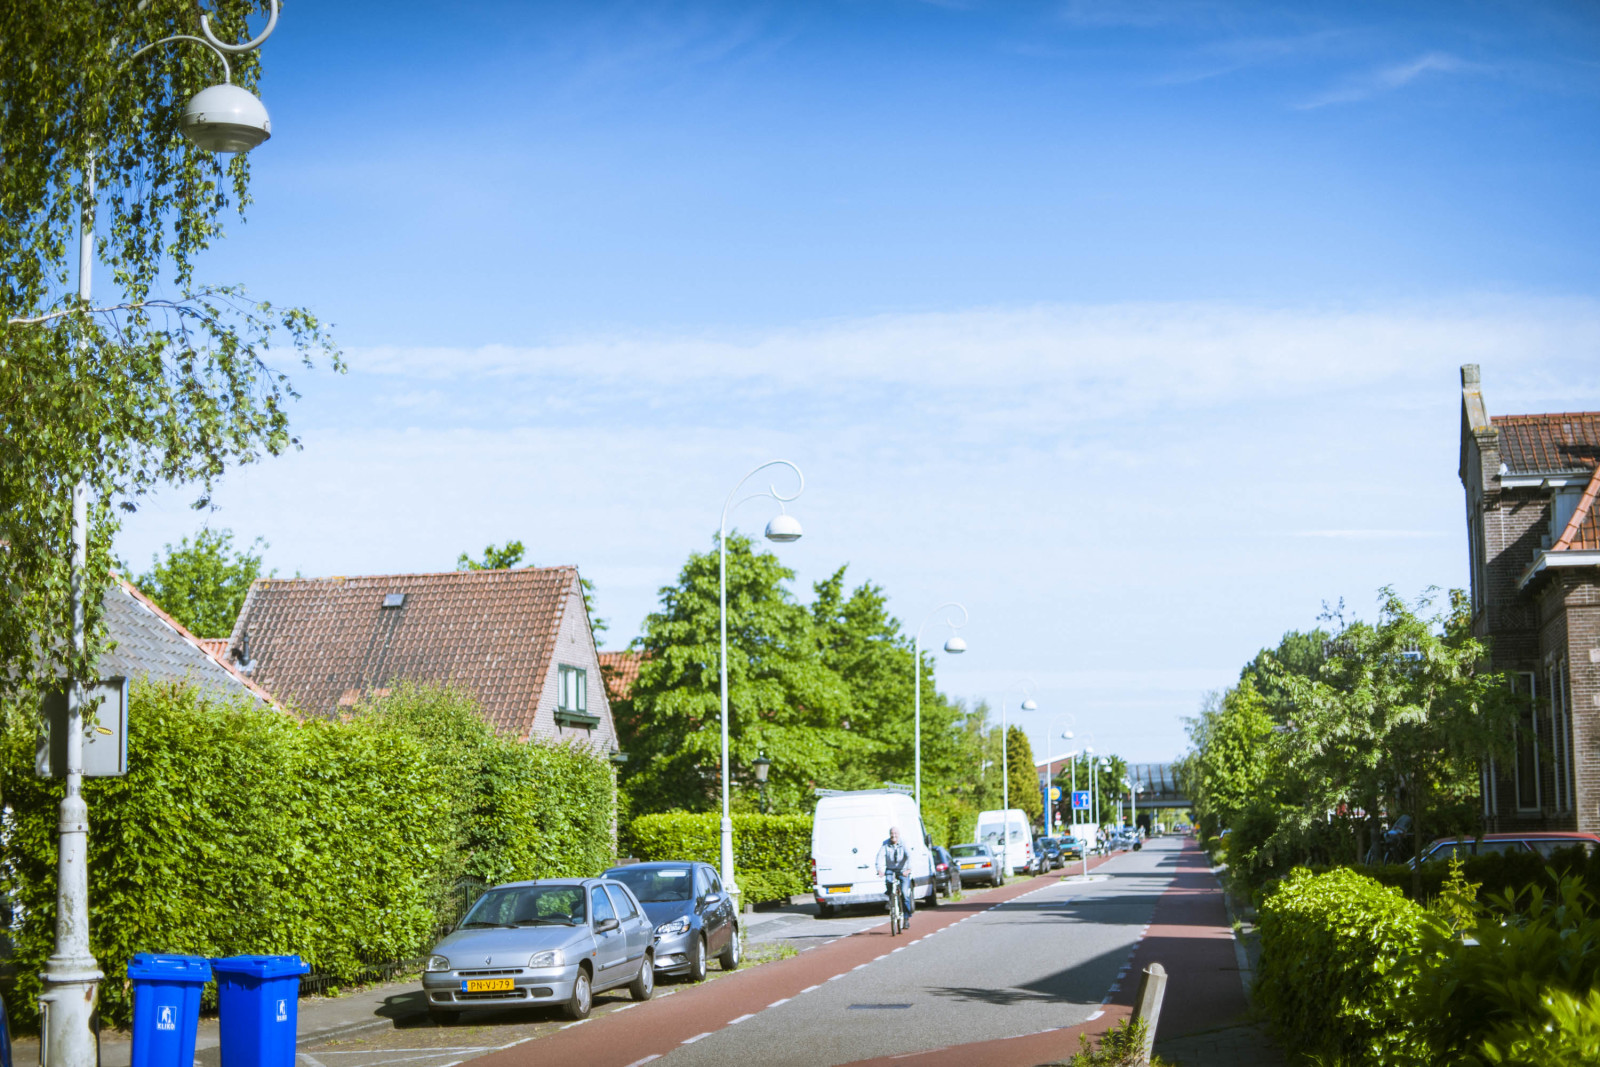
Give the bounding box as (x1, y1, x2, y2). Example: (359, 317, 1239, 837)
(426, 955, 451, 972)
(655, 916, 691, 936)
(527, 950, 565, 968)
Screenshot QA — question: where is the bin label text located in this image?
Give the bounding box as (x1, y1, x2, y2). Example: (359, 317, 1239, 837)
(276, 999, 288, 1023)
(157, 1006, 175, 1031)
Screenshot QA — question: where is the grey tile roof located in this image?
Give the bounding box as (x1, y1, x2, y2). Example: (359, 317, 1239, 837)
(1492, 412, 1600, 474)
(102, 581, 271, 702)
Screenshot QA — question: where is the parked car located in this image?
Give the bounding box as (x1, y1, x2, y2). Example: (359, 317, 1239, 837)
(1058, 835, 1084, 861)
(1410, 831, 1600, 868)
(977, 808, 1037, 875)
(423, 878, 655, 1023)
(602, 861, 740, 981)
(948, 842, 1003, 887)
(928, 845, 960, 897)
(1034, 836, 1064, 871)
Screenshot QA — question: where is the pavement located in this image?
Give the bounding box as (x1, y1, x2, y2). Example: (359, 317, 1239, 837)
(9, 836, 1283, 1067)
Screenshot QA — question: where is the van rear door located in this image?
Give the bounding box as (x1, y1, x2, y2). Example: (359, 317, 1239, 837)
(813, 804, 877, 896)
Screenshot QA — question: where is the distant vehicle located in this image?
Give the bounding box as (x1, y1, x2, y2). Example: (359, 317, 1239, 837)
(948, 842, 1003, 887)
(1058, 835, 1084, 861)
(601, 861, 739, 982)
(812, 789, 937, 917)
(423, 878, 655, 1023)
(1410, 832, 1600, 868)
(976, 809, 1036, 875)
(928, 845, 960, 897)
(1033, 836, 1064, 871)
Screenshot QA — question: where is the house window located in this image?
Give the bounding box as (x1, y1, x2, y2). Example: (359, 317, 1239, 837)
(558, 666, 587, 714)
(1512, 671, 1540, 812)
(1550, 660, 1572, 813)
(1552, 488, 1583, 543)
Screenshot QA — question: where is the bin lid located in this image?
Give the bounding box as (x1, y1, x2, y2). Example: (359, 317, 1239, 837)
(127, 953, 213, 982)
(211, 955, 309, 979)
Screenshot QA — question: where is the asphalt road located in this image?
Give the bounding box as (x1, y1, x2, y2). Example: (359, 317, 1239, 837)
(294, 840, 1182, 1067)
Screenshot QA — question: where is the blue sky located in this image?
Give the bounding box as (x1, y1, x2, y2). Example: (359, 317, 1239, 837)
(118, 0, 1600, 763)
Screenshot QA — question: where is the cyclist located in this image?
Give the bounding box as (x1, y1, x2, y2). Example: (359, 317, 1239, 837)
(874, 825, 913, 929)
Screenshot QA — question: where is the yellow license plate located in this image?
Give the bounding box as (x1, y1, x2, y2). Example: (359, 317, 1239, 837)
(826, 886, 851, 894)
(960, 863, 978, 870)
(463, 978, 514, 992)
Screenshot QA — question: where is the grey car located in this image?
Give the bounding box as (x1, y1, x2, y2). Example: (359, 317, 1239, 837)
(602, 861, 740, 981)
(422, 878, 655, 1023)
(948, 842, 1003, 887)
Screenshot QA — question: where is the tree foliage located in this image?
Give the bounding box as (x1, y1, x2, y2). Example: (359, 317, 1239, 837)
(1005, 724, 1042, 825)
(135, 527, 267, 637)
(0, 1, 338, 701)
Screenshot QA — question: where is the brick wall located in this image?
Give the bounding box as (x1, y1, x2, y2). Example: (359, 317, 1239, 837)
(1566, 580, 1600, 833)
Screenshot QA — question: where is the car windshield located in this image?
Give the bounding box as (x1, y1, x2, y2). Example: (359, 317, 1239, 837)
(606, 867, 694, 903)
(461, 885, 587, 928)
(950, 844, 985, 857)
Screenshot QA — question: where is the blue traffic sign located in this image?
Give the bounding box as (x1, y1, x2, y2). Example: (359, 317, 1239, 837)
(1072, 790, 1091, 811)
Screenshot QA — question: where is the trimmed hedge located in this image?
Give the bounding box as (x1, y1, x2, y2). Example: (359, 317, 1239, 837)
(1342, 846, 1600, 906)
(0, 680, 615, 1028)
(1256, 867, 1429, 1064)
(626, 812, 811, 903)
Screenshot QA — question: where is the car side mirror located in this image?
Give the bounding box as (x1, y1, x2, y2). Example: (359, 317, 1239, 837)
(596, 917, 619, 933)
(703, 892, 721, 905)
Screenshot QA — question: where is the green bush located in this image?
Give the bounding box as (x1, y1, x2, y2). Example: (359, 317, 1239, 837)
(626, 811, 811, 903)
(1339, 846, 1599, 907)
(0, 680, 616, 1028)
(1256, 867, 1430, 1064)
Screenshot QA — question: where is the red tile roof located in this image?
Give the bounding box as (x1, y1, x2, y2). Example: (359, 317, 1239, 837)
(1553, 464, 1600, 553)
(598, 650, 645, 702)
(196, 638, 230, 659)
(1492, 412, 1600, 474)
(228, 567, 579, 733)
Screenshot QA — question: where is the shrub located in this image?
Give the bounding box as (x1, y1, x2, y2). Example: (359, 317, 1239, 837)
(626, 811, 811, 902)
(1256, 867, 1429, 1064)
(0, 680, 616, 1028)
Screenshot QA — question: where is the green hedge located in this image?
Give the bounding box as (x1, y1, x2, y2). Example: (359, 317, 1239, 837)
(626, 811, 811, 903)
(0, 680, 616, 1028)
(1256, 867, 1429, 1064)
(1337, 846, 1600, 906)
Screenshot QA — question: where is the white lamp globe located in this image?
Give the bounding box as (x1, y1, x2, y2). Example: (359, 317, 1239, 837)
(181, 83, 272, 153)
(1021, 698, 1038, 711)
(943, 635, 967, 654)
(764, 512, 803, 543)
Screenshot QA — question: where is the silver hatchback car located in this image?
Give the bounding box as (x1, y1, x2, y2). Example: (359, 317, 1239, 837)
(422, 878, 655, 1022)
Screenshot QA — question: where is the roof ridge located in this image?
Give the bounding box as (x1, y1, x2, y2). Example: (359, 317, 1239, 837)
(1552, 464, 1600, 552)
(255, 565, 580, 585)
(1492, 411, 1600, 422)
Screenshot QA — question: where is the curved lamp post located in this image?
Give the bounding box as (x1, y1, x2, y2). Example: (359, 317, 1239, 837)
(913, 602, 967, 813)
(1000, 679, 1037, 820)
(44, 8, 279, 1067)
(718, 460, 804, 905)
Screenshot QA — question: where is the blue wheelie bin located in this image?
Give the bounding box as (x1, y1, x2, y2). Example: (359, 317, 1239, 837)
(212, 956, 309, 1067)
(128, 954, 212, 1067)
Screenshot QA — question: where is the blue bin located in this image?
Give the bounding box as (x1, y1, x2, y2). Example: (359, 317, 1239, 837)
(128, 954, 212, 1067)
(212, 956, 309, 1067)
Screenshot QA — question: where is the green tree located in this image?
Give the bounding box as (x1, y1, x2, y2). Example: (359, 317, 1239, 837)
(617, 534, 863, 815)
(0, 1, 338, 700)
(135, 528, 267, 637)
(1183, 682, 1276, 843)
(455, 539, 608, 643)
(1005, 724, 1043, 826)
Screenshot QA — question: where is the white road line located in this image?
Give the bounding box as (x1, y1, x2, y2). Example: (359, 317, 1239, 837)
(683, 1032, 713, 1045)
(1087, 1010, 1105, 1021)
(314, 1051, 490, 1055)
(298, 1055, 330, 1067)
(892, 947, 906, 953)
(874, 954, 889, 961)
(801, 984, 822, 994)
(729, 1013, 756, 1025)
(769, 998, 791, 1008)
(561, 1020, 588, 1030)
(829, 973, 846, 981)
(853, 963, 869, 971)
(624, 1057, 662, 1067)
(611, 1003, 638, 1012)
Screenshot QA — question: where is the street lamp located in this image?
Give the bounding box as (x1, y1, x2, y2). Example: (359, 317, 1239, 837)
(43, 9, 280, 1067)
(1000, 679, 1036, 820)
(752, 752, 771, 814)
(913, 602, 968, 812)
(718, 459, 804, 907)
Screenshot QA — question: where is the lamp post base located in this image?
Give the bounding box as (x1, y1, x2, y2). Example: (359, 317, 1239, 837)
(39, 957, 103, 1067)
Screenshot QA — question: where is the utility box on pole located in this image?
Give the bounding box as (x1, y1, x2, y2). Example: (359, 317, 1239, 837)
(36, 677, 129, 778)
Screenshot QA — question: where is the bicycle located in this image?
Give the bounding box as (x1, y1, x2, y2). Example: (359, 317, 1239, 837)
(885, 874, 907, 937)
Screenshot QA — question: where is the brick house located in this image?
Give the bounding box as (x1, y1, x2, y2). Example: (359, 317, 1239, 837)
(225, 567, 618, 751)
(1459, 364, 1600, 832)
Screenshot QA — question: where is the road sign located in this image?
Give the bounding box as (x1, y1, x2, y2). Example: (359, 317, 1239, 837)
(1049, 786, 1061, 801)
(1072, 790, 1091, 811)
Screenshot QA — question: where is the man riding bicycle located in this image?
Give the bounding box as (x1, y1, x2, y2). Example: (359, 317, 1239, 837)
(874, 825, 913, 928)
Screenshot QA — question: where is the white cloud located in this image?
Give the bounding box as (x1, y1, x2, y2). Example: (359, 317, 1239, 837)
(1300, 51, 1484, 108)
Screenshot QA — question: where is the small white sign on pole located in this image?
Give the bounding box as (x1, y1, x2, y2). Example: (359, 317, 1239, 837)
(36, 677, 130, 778)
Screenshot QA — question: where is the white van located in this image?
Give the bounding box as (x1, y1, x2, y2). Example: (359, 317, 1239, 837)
(975, 808, 1036, 875)
(811, 789, 936, 917)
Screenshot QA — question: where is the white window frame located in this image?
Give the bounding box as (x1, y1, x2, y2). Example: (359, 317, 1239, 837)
(1512, 671, 1541, 813)
(557, 665, 588, 713)
(1550, 659, 1571, 814)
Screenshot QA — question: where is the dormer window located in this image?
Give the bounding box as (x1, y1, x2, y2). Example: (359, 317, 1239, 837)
(1551, 488, 1583, 544)
(554, 665, 600, 729)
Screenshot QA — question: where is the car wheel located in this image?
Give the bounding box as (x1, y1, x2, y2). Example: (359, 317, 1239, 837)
(564, 968, 593, 1020)
(428, 1008, 459, 1026)
(818, 901, 834, 918)
(688, 934, 708, 982)
(924, 880, 939, 908)
(629, 953, 656, 1000)
(718, 925, 741, 971)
